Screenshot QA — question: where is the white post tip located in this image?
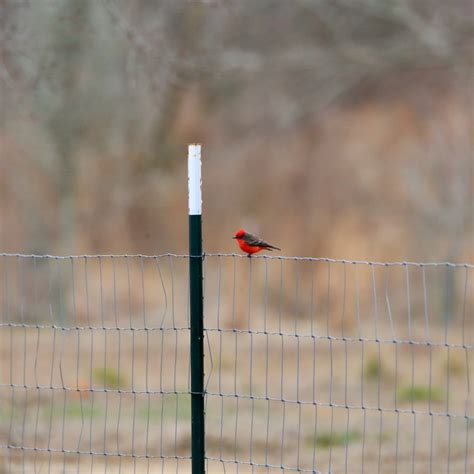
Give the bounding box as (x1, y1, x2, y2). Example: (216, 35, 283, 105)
(188, 144, 202, 215)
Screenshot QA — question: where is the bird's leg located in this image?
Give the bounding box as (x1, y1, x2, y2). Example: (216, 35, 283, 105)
(247, 254, 252, 258)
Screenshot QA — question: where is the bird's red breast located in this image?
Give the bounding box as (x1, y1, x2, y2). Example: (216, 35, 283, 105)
(236, 239, 266, 255)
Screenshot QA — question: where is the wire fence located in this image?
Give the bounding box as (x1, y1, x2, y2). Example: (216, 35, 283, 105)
(0, 253, 472, 473)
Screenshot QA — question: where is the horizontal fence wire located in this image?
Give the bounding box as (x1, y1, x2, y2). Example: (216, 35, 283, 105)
(0, 253, 472, 473)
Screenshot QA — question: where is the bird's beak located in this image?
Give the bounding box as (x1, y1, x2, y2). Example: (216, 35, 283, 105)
(232, 236, 237, 239)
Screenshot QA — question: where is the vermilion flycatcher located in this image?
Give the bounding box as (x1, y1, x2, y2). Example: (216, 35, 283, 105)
(232, 228, 281, 256)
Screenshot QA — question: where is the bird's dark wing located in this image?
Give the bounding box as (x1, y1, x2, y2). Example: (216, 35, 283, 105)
(243, 232, 281, 250)
(242, 232, 265, 246)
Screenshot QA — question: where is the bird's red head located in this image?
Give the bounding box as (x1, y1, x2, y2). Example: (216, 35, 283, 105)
(233, 228, 246, 239)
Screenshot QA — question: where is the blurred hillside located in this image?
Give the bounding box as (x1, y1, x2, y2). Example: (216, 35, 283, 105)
(0, 0, 472, 262)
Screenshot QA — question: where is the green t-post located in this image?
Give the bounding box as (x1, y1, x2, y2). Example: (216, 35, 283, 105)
(188, 144, 205, 473)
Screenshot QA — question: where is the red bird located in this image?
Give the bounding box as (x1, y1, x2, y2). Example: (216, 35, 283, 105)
(232, 228, 281, 256)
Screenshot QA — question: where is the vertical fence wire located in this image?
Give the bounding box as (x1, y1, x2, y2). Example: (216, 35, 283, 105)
(0, 253, 472, 473)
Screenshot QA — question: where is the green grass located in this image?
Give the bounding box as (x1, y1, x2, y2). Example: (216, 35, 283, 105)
(365, 356, 383, 381)
(138, 402, 162, 421)
(364, 354, 392, 382)
(445, 355, 466, 376)
(397, 385, 443, 403)
(0, 406, 16, 422)
(138, 393, 191, 421)
(307, 430, 361, 448)
(93, 367, 127, 390)
(65, 400, 102, 419)
(41, 399, 102, 420)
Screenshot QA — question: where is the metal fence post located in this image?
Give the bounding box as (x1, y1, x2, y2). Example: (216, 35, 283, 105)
(188, 143, 205, 473)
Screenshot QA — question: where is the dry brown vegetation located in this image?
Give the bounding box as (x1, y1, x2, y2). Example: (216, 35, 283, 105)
(0, 0, 472, 261)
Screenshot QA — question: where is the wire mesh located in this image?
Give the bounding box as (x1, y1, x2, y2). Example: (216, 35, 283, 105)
(0, 253, 472, 473)
(0, 254, 192, 473)
(201, 254, 472, 474)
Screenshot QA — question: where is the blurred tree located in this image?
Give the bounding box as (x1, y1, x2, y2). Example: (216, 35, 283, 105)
(42, 0, 90, 253)
(0, 0, 472, 258)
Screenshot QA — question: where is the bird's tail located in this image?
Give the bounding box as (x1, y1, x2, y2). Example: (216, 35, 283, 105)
(265, 245, 281, 251)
